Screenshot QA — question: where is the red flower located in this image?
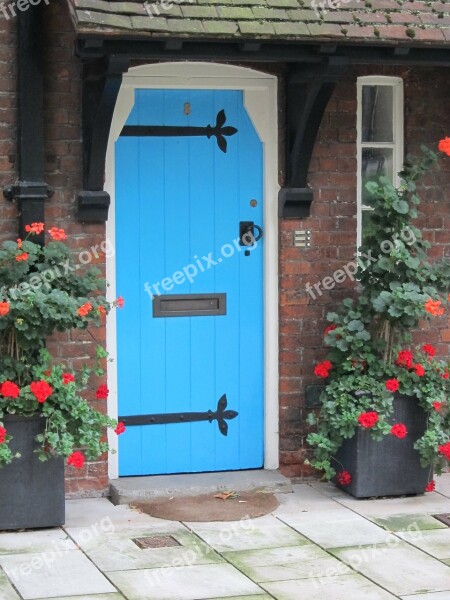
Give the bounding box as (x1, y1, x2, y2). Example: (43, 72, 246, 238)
(116, 296, 125, 309)
(391, 423, 407, 439)
(438, 442, 450, 460)
(25, 222, 44, 235)
(385, 378, 400, 392)
(114, 422, 126, 435)
(414, 364, 425, 377)
(67, 451, 85, 469)
(0, 302, 9, 316)
(0, 381, 20, 398)
(422, 344, 436, 357)
(62, 373, 75, 384)
(96, 384, 109, 399)
(357, 411, 379, 428)
(314, 360, 332, 378)
(97, 305, 106, 317)
(336, 471, 352, 486)
(324, 324, 337, 336)
(48, 227, 67, 241)
(0, 426, 7, 444)
(425, 480, 436, 492)
(30, 380, 53, 403)
(396, 350, 413, 369)
(15, 252, 28, 262)
(424, 299, 445, 317)
(77, 302, 93, 317)
(16, 238, 22, 249)
(433, 402, 443, 411)
(441, 370, 449, 380)
(438, 137, 450, 157)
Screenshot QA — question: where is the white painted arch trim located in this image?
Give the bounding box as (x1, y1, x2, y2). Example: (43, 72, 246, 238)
(105, 62, 279, 479)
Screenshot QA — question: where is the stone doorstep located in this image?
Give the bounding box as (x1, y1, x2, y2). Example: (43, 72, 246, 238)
(110, 469, 292, 504)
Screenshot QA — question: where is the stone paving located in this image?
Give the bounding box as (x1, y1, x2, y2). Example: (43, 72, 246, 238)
(1, 474, 450, 600)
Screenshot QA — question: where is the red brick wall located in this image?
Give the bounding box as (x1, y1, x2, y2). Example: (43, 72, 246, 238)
(2, 1, 449, 491)
(0, 4, 107, 497)
(42, 4, 107, 497)
(279, 65, 450, 478)
(0, 14, 18, 241)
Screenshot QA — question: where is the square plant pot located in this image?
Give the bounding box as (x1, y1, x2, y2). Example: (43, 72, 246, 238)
(333, 394, 431, 498)
(0, 414, 65, 530)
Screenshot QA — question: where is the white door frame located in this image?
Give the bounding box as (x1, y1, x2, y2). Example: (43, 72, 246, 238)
(105, 62, 279, 479)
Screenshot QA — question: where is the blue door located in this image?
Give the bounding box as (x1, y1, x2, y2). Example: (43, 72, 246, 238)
(115, 89, 264, 476)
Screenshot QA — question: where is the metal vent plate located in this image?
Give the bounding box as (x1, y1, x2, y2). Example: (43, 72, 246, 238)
(132, 536, 181, 549)
(433, 514, 450, 527)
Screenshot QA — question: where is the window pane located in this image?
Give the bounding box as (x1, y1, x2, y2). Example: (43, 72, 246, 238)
(361, 86, 393, 143)
(361, 147, 393, 206)
(361, 208, 376, 244)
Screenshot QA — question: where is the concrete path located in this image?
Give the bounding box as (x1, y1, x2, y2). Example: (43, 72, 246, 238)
(1, 475, 450, 600)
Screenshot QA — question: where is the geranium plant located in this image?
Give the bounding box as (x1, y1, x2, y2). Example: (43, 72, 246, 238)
(307, 139, 450, 490)
(0, 223, 125, 468)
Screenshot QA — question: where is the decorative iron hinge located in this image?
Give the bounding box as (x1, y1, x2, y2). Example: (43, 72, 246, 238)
(119, 394, 238, 436)
(121, 109, 238, 154)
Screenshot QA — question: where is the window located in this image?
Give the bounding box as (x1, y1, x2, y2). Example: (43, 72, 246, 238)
(357, 76, 404, 248)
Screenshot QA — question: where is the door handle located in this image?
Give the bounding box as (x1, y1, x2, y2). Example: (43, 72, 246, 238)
(239, 221, 263, 246)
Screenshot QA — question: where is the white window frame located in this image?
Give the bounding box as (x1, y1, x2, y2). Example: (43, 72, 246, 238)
(356, 76, 404, 249)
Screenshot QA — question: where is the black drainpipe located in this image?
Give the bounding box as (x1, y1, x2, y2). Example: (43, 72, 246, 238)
(3, 4, 53, 242)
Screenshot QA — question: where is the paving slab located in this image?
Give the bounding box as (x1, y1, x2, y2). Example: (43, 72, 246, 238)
(223, 544, 350, 582)
(205, 596, 272, 600)
(185, 515, 309, 552)
(262, 572, 397, 600)
(66, 519, 191, 547)
(0, 529, 76, 555)
(0, 566, 20, 600)
(277, 509, 393, 548)
(0, 550, 117, 599)
(335, 490, 450, 518)
(398, 528, 450, 560)
(3, 487, 450, 600)
(110, 470, 292, 504)
(307, 481, 352, 499)
(34, 596, 125, 600)
(435, 474, 450, 499)
(109, 563, 263, 600)
(331, 541, 450, 596)
(68, 526, 224, 572)
(372, 514, 447, 532)
(274, 483, 349, 515)
(401, 593, 450, 600)
(65, 498, 159, 529)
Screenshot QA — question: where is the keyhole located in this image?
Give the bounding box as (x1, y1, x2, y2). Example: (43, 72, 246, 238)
(184, 102, 191, 116)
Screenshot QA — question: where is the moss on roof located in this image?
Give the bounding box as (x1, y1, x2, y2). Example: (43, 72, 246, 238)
(66, 0, 450, 44)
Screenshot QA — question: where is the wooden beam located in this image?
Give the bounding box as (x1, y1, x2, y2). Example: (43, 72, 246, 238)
(78, 54, 129, 221)
(279, 57, 348, 218)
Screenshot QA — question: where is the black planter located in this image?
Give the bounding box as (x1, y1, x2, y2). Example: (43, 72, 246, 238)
(334, 394, 431, 498)
(0, 414, 65, 530)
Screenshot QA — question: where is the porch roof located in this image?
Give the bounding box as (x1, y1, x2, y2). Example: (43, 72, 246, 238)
(67, 0, 450, 45)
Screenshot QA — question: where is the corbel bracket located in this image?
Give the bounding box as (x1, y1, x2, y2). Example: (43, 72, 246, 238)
(78, 54, 129, 222)
(279, 57, 348, 218)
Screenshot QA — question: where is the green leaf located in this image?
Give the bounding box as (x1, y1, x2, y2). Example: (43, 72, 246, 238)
(336, 339, 349, 352)
(347, 320, 364, 332)
(372, 296, 387, 312)
(405, 256, 420, 269)
(377, 257, 393, 270)
(365, 181, 379, 195)
(393, 199, 409, 214)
